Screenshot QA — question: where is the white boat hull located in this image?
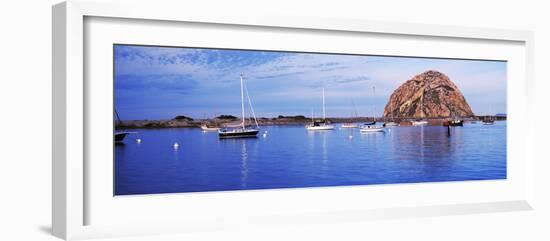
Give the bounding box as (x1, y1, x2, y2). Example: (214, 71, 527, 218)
(360, 126, 385, 132)
(306, 125, 335, 130)
(341, 124, 359, 128)
(200, 125, 220, 131)
(411, 120, 428, 126)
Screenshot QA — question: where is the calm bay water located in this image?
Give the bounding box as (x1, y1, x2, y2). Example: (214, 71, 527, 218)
(114, 122, 506, 195)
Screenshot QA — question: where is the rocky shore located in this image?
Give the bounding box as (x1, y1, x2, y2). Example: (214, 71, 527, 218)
(115, 115, 505, 129)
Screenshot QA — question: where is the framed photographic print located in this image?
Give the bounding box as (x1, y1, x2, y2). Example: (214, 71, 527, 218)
(113, 44, 508, 195)
(53, 0, 535, 240)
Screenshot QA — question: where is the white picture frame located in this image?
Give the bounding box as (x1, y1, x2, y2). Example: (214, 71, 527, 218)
(52, 0, 535, 240)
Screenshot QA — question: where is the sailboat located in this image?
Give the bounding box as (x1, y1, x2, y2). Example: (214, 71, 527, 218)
(360, 86, 384, 133)
(341, 99, 359, 128)
(114, 109, 134, 143)
(306, 87, 335, 130)
(362, 86, 377, 126)
(482, 106, 495, 125)
(411, 88, 428, 126)
(218, 74, 260, 138)
(482, 115, 495, 125)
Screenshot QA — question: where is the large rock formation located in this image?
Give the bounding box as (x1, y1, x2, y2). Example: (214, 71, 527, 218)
(383, 70, 474, 118)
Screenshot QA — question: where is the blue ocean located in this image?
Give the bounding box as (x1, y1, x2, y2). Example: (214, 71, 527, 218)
(114, 122, 506, 195)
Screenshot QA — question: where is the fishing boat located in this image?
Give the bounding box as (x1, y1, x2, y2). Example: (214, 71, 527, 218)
(306, 88, 335, 130)
(360, 125, 385, 133)
(218, 74, 260, 138)
(114, 109, 133, 143)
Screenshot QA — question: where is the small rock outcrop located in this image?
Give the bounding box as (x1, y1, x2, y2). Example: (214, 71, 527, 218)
(383, 70, 474, 118)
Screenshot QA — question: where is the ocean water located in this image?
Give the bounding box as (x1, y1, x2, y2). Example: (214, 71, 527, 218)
(114, 121, 506, 195)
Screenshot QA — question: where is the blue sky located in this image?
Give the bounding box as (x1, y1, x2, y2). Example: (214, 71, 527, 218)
(114, 45, 507, 120)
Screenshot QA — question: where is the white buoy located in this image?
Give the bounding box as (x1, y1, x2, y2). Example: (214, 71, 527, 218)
(348, 135, 353, 139)
(264, 130, 268, 134)
(173, 142, 179, 150)
(263, 133, 267, 138)
(136, 138, 142, 144)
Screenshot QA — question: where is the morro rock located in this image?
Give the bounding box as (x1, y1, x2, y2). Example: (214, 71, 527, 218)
(383, 70, 474, 118)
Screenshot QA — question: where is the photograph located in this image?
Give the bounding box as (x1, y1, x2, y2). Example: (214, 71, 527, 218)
(113, 44, 507, 195)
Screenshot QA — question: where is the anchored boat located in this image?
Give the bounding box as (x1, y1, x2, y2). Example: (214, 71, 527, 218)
(114, 132, 130, 142)
(482, 119, 495, 125)
(363, 121, 376, 126)
(114, 109, 134, 143)
(444, 119, 464, 126)
(200, 124, 220, 131)
(360, 125, 385, 133)
(306, 87, 335, 130)
(218, 74, 260, 138)
(383, 121, 399, 127)
(341, 123, 359, 128)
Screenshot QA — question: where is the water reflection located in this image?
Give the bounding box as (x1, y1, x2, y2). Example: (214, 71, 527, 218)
(241, 140, 248, 188)
(420, 126, 425, 162)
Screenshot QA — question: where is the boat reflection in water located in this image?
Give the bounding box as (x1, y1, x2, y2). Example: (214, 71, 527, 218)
(240, 140, 248, 188)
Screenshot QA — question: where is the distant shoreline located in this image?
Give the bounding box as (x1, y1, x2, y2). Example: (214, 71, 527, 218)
(115, 115, 506, 129)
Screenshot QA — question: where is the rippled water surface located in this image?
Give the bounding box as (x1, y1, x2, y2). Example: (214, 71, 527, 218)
(114, 122, 506, 195)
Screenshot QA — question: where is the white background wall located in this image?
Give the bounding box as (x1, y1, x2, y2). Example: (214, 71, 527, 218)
(0, 0, 548, 240)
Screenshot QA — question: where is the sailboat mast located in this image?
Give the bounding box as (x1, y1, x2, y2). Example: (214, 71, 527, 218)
(243, 77, 259, 128)
(114, 109, 122, 125)
(351, 98, 357, 118)
(322, 87, 326, 120)
(372, 86, 376, 121)
(240, 74, 245, 129)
